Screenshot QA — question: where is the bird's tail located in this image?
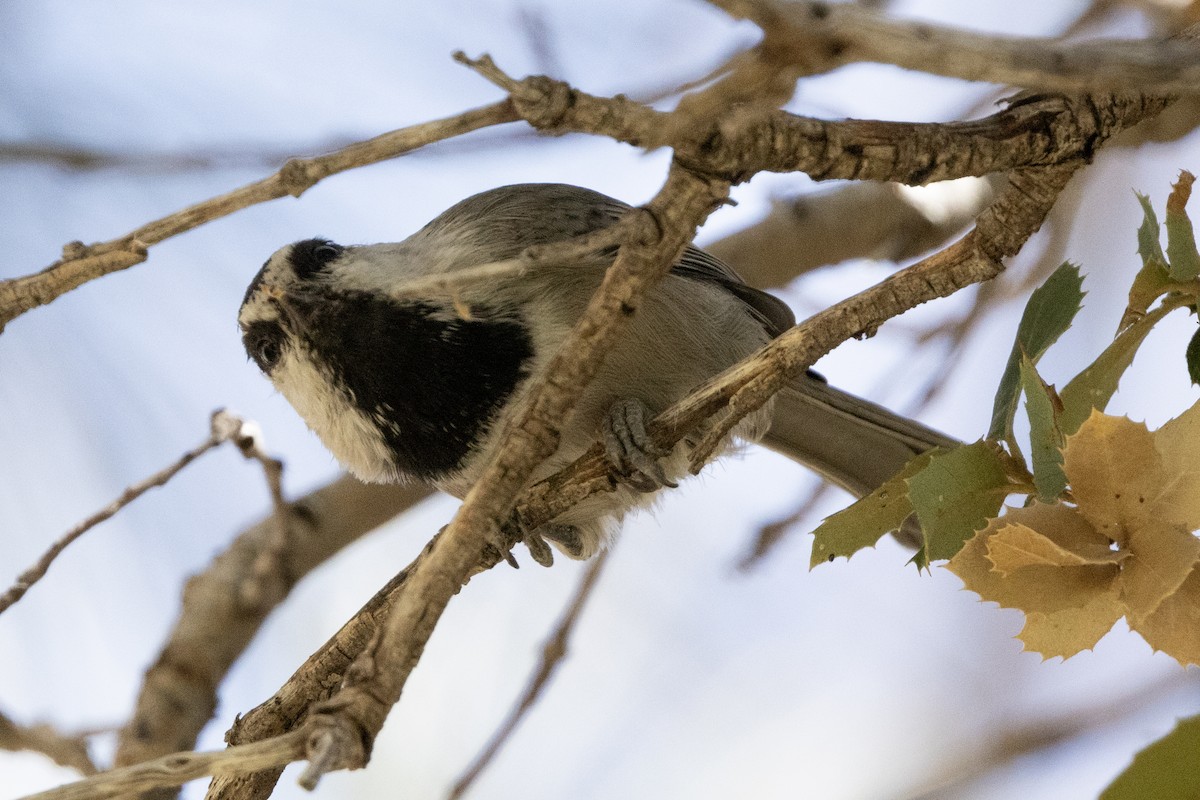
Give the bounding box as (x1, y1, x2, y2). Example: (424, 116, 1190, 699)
(760, 373, 958, 498)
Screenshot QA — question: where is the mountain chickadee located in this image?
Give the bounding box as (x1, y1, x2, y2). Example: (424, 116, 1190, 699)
(238, 183, 956, 559)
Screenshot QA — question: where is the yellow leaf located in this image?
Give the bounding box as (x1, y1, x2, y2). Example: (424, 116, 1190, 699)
(1019, 591, 1125, 660)
(1155, 401, 1200, 471)
(987, 524, 1092, 572)
(1132, 564, 1200, 666)
(948, 506, 1119, 614)
(1120, 520, 1200, 623)
(1063, 411, 1165, 544)
(984, 505, 1119, 574)
(1151, 401, 1200, 528)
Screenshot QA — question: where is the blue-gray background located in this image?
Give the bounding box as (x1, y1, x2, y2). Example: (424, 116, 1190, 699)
(3, 2, 1199, 798)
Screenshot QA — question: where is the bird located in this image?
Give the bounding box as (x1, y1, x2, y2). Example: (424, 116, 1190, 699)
(238, 183, 956, 560)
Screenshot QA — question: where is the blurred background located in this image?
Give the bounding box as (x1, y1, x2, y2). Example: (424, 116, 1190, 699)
(2, 1, 1200, 798)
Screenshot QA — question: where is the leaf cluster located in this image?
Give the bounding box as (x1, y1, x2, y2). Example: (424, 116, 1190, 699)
(811, 172, 1200, 666)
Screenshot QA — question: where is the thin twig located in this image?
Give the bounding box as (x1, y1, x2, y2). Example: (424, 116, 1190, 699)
(0, 410, 289, 620)
(738, 482, 834, 570)
(0, 413, 233, 616)
(18, 729, 308, 800)
(0, 102, 519, 332)
(221, 418, 294, 609)
(446, 550, 612, 800)
(389, 211, 642, 304)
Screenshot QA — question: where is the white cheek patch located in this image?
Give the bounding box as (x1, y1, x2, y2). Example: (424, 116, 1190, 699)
(269, 346, 401, 483)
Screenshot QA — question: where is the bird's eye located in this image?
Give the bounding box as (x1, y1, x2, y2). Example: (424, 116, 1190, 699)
(255, 338, 282, 371)
(243, 322, 286, 373)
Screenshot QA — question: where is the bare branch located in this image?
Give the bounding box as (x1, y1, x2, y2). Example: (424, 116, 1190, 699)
(113, 476, 432, 774)
(0, 410, 243, 616)
(18, 730, 307, 800)
(715, 0, 1200, 95)
(447, 551, 612, 800)
(205, 532, 450, 800)
(458, 54, 1172, 186)
(708, 178, 998, 288)
(901, 672, 1200, 800)
(0, 711, 97, 777)
(389, 210, 645, 304)
(0, 102, 518, 332)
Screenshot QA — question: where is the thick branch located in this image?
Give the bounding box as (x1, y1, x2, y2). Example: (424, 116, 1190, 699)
(463, 55, 1171, 184)
(717, 0, 1200, 95)
(706, 178, 997, 287)
(114, 476, 432, 774)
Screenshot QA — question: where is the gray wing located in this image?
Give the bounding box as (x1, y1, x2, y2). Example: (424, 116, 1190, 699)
(428, 183, 795, 337)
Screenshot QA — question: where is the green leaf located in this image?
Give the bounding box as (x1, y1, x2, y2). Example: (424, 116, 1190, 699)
(1059, 302, 1175, 434)
(809, 451, 935, 568)
(908, 442, 1010, 565)
(1165, 171, 1200, 281)
(1187, 325, 1200, 386)
(1101, 714, 1200, 800)
(1135, 191, 1166, 269)
(988, 262, 1085, 443)
(1020, 355, 1066, 501)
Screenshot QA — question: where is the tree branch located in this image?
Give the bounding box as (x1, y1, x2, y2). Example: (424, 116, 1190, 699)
(706, 178, 998, 287)
(0, 102, 518, 333)
(715, 0, 1200, 95)
(458, 53, 1171, 185)
(0, 410, 263, 616)
(446, 550, 612, 800)
(113, 476, 432, 778)
(21, 730, 308, 800)
(0, 711, 97, 777)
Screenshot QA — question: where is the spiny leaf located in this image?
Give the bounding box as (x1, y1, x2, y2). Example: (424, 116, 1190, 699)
(1062, 411, 1164, 543)
(1134, 565, 1200, 667)
(1187, 325, 1200, 386)
(988, 262, 1085, 443)
(1101, 713, 1200, 800)
(946, 505, 1120, 615)
(1058, 302, 1174, 435)
(1119, 519, 1200, 624)
(1135, 190, 1166, 269)
(809, 451, 934, 568)
(1019, 354, 1065, 501)
(1165, 171, 1200, 281)
(1019, 593, 1124, 660)
(908, 442, 1009, 564)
